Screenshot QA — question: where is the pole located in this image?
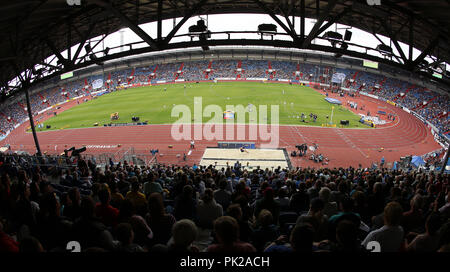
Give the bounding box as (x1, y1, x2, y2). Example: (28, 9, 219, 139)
(441, 147, 449, 175)
(24, 86, 42, 156)
(330, 106, 334, 125)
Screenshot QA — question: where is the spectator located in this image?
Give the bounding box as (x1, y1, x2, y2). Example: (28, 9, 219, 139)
(109, 182, 124, 209)
(275, 187, 290, 211)
(63, 187, 81, 221)
(319, 187, 338, 218)
(405, 212, 442, 252)
(335, 220, 366, 252)
(174, 185, 197, 221)
(19, 236, 45, 252)
(214, 180, 232, 211)
(125, 179, 147, 214)
(72, 196, 116, 251)
(114, 223, 145, 252)
(362, 201, 404, 252)
(143, 173, 163, 198)
(0, 220, 19, 252)
(328, 197, 361, 241)
(116, 199, 153, 247)
(95, 188, 119, 227)
(196, 188, 223, 229)
(254, 187, 280, 224)
(166, 219, 199, 252)
(289, 182, 310, 214)
(401, 194, 425, 234)
(296, 198, 328, 242)
(146, 193, 176, 245)
(226, 204, 252, 242)
(251, 209, 279, 252)
(207, 216, 256, 252)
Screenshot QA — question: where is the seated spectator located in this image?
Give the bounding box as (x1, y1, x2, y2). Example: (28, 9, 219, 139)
(405, 212, 442, 252)
(114, 223, 145, 252)
(214, 180, 232, 211)
(0, 220, 19, 252)
(296, 198, 328, 242)
(289, 182, 310, 214)
(116, 198, 153, 247)
(233, 195, 252, 223)
(19, 236, 45, 252)
(251, 209, 280, 252)
(174, 185, 197, 221)
(438, 190, 450, 218)
(143, 173, 163, 198)
(145, 193, 176, 246)
(275, 188, 290, 211)
(328, 197, 361, 241)
(319, 187, 338, 218)
(196, 188, 223, 229)
(334, 220, 366, 252)
(226, 204, 252, 242)
(401, 194, 424, 234)
(265, 223, 316, 252)
(207, 216, 256, 252)
(63, 187, 82, 221)
(362, 201, 404, 252)
(109, 182, 124, 209)
(254, 187, 280, 224)
(72, 196, 116, 251)
(14, 181, 39, 231)
(437, 221, 450, 252)
(34, 192, 73, 251)
(166, 219, 199, 252)
(95, 188, 119, 227)
(125, 179, 147, 215)
(367, 182, 385, 217)
(352, 190, 370, 224)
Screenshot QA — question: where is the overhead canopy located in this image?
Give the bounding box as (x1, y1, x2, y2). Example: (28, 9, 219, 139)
(0, 0, 449, 95)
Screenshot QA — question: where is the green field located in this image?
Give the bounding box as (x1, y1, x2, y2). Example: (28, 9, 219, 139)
(40, 82, 367, 130)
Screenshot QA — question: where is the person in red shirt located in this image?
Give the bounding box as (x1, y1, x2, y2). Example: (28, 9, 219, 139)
(0, 220, 19, 253)
(207, 216, 256, 253)
(95, 188, 119, 227)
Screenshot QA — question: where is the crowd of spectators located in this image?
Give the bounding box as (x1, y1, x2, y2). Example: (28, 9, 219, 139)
(0, 152, 449, 253)
(1, 60, 449, 137)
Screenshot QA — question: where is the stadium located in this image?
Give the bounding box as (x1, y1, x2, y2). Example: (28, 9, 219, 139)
(0, 0, 449, 258)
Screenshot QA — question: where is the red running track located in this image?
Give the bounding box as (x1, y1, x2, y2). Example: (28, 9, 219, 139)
(1, 90, 441, 168)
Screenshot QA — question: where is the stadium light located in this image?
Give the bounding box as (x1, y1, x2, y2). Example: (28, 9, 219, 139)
(376, 44, 393, 56)
(188, 20, 208, 35)
(188, 20, 210, 51)
(258, 24, 277, 39)
(323, 31, 343, 47)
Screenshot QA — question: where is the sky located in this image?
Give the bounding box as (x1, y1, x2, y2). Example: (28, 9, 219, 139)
(19, 13, 447, 87)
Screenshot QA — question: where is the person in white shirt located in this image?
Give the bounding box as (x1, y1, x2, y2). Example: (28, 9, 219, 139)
(362, 201, 404, 252)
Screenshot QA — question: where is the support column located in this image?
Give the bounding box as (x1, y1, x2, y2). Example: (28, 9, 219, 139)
(24, 86, 42, 156)
(441, 147, 449, 175)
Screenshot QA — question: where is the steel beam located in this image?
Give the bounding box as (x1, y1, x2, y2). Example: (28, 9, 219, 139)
(164, 0, 208, 45)
(254, 0, 298, 42)
(95, 1, 159, 50)
(381, 20, 409, 64)
(410, 35, 440, 69)
(302, 0, 337, 48)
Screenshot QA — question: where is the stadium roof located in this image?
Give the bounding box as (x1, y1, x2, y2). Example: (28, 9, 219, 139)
(1, 0, 449, 95)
